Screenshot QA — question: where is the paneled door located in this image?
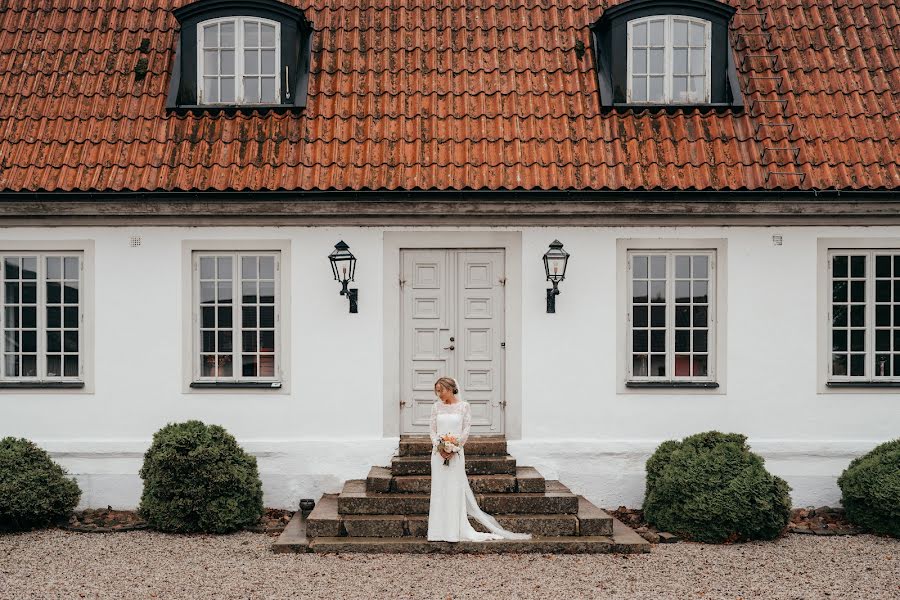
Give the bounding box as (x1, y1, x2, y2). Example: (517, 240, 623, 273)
(400, 249, 505, 435)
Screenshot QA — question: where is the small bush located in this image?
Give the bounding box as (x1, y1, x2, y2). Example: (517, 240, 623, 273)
(0, 437, 81, 530)
(838, 438, 900, 537)
(138, 420, 263, 533)
(643, 431, 792, 543)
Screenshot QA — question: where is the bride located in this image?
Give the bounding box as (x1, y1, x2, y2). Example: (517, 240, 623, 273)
(427, 376, 531, 542)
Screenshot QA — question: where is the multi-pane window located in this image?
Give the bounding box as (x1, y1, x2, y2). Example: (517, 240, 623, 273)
(829, 250, 900, 381)
(198, 17, 280, 104)
(627, 15, 710, 103)
(628, 251, 715, 381)
(1, 254, 82, 381)
(194, 252, 279, 382)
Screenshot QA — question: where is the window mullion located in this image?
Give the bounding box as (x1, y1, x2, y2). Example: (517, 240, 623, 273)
(867, 250, 874, 381)
(667, 252, 675, 380)
(233, 252, 241, 381)
(664, 17, 672, 103)
(37, 254, 44, 381)
(236, 18, 243, 103)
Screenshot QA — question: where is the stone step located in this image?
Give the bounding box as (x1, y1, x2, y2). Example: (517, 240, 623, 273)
(306, 493, 342, 538)
(337, 479, 578, 515)
(399, 435, 507, 456)
(394, 472, 516, 494)
(275, 511, 648, 554)
(310, 492, 611, 538)
(366, 465, 545, 494)
(345, 513, 578, 537)
(577, 496, 614, 537)
(303, 519, 650, 554)
(391, 454, 516, 476)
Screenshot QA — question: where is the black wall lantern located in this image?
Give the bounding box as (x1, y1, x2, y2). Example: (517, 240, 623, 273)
(328, 240, 358, 313)
(543, 240, 569, 313)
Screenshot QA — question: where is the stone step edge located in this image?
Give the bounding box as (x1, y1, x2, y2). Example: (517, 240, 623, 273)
(304, 519, 649, 554)
(341, 512, 580, 538)
(272, 511, 311, 554)
(337, 480, 579, 515)
(342, 478, 571, 502)
(399, 436, 508, 457)
(390, 455, 518, 476)
(392, 454, 516, 463)
(310, 493, 611, 538)
(275, 512, 647, 554)
(367, 465, 546, 494)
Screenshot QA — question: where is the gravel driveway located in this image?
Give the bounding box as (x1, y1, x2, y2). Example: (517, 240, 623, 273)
(1, 529, 898, 600)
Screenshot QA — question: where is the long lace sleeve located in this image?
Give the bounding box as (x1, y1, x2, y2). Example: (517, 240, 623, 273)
(429, 402, 439, 447)
(459, 402, 472, 446)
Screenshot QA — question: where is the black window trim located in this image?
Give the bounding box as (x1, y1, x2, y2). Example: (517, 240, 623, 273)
(166, 0, 312, 113)
(590, 0, 744, 113)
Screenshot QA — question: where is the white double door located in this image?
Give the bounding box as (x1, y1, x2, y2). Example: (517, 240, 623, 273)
(400, 249, 505, 435)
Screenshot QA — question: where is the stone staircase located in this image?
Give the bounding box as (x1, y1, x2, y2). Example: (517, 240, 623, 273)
(274, 436, 649, 553)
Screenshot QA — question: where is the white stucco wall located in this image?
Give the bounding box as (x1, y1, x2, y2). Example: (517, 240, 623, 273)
(0, 224, 897, 510)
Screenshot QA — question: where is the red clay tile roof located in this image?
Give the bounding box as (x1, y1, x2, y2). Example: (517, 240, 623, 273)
(0, 0, 897, 192)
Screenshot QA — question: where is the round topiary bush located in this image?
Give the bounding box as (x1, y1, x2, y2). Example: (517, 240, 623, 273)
(0, 437, 81, 530)
(138, 420, 264, 533)
(837, 438, 900, 537)
(643, 431, 792, 543)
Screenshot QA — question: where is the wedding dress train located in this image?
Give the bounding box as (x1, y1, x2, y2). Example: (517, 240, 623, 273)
(427, 400, 531, 542)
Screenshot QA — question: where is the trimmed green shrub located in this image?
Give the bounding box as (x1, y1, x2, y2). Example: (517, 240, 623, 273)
(643, 431, 792, 543)
(838, 438, 900, 537)
(0, 437, 81, 530)
(138, 420, 263, 533)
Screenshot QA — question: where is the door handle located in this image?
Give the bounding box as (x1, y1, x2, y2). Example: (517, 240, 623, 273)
(443, 345, 455, 351)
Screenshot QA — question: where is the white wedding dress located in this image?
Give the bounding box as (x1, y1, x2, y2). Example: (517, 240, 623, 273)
(427, 400, 531, 542)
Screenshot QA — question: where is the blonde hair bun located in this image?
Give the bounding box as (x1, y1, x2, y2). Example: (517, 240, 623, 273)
(435, 376, 459, 395)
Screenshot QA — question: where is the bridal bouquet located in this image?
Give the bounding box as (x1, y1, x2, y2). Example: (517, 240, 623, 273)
(436, 434, 461, 466)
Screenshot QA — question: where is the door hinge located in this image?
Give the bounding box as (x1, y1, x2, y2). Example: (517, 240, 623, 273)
(499, 277, 507, 286)
(399, 400, 406, 407)
(399, 278, 406, 289)
(500, 342, 506, 348)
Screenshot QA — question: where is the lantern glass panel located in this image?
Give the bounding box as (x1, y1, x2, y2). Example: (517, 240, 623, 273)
(547, 257, 566, 280)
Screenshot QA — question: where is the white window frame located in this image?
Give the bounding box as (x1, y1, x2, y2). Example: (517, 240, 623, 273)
(826, 248, 900, 384)
(196, 16, 282, 105)
(1, 252, 84, 384)
(626, 15, 712, 104)
(191, 250, 282, 384)
(626, 249, 717, 383)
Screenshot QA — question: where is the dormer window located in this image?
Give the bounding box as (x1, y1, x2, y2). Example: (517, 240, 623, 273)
(167, 0, 311, 112)
(591, 0, 742, 111)
(627, 16, 710, 104)
(198, 17, 281, 104)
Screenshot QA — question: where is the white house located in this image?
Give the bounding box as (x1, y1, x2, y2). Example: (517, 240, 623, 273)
(0, 0, 897, 510)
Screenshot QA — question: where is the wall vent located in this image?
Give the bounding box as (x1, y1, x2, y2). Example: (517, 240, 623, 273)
(129, 235, 142, 247)
(772, 234, 783, 246)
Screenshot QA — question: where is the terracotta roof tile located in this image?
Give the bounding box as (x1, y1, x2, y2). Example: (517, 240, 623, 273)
(0, 0, 897, 192)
